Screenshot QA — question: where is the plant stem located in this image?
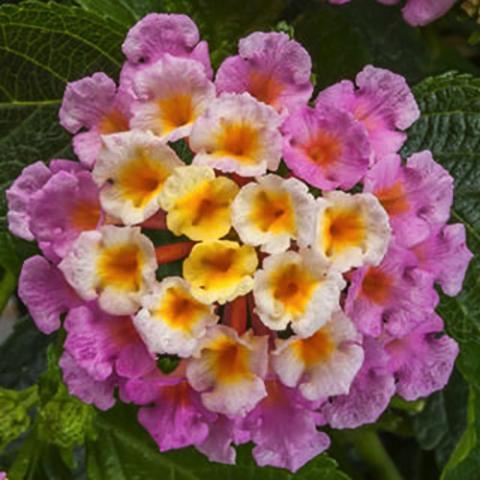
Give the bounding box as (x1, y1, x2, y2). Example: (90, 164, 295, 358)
(347, 430, 404, 480)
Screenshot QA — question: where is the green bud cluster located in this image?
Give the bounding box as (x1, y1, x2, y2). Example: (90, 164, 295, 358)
(38, 394, 95, 449)
(0, 388, 37, 450)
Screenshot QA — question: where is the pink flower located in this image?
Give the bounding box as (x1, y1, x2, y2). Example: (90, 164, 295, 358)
(196, 415, 249, 465)
(345, 242, 438, 338)
(216, 32, 313, 112)
(6, 161, 52, 241)
(329, 0, 456, 26)
(7, 160, 79, 239)
(386, 314, 459, 401)
(131, 55, 216, 142)
(59, 73, 132, 167)
(272, 311, 364, 401)
(7, 160, 102, 262)
(315, 65, 419, 160)
(120, 13, 212, 95)
(64, 303, 155, 382)
(411, 224, 473, 297)
(282, 106, 370, 190)
(363, 152, 453, 247)
(60, 351, 116, 411)
(18, 256, 82, 334)
(322, 337, 395, 429)
(29, 169, 102, 262)
(244, 378, 330, 472)
(125, 366, 217, 452)
(380, 0, 457, 26)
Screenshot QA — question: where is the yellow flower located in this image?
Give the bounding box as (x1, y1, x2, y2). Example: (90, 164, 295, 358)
(231, 174, 315, 253)
(134, 277, 218, 358)
(131, 55, 215, 142)
(186, 325, 268, 416)
(159, 166, 239, 241)
(93, 130, 183, 225)
(190, 93, 282, 177)
(253, 249, 345, 337)
(272, 311, 364, 400)
(313, 191, 391, 273)
(183, 240, 258, 304)
(59, 226, 157, 315)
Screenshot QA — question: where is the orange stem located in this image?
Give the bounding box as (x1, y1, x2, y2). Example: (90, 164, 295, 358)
(141, 211, 167, 230)
(224, 295, 248, 334)
(247, 293, 271, 336)
(230, 172, 253, 187)
(155, 242, 195, 264)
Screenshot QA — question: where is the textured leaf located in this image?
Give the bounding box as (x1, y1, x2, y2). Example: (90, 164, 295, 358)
(294, 0, 479, 92)
(402, 72, 480, 369)
(403, 72, 480, 480)
(441, 386, 480, 480)
(0, 232, 38, 311)
(162, 0, 285, 68)
(0, 0, 128, 279)
(74, 0, 162, 28)
(0, 316, 51, 390)
(87, 403, 350, 480)
(293, 6, 372, 91)
(293, 0, 427, 90)
(413, 369, 468, 467)
(0, 0, 125, 232)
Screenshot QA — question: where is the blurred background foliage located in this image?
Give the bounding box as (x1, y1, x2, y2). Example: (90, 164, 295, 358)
(0, 0, 479, 479)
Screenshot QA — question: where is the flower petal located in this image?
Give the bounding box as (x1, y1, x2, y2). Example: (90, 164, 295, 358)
(231, 175, 315, 254)
(311, 191, 391, 273)
(282, 106, 370, 190)
(253, 249, 345, 337)
(134, 277, 218, 357)
(216, 32, 313, 112)
(131, 55, 216, 142)
(93, 130, 183, 225)
(190, 93, 282, 177)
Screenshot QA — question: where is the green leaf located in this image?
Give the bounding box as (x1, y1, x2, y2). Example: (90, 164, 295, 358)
(402, 72, 480, 480)
(441, 385, 480, 480)
(162, 0, 285, 68)
(6, 426, 75, 480)
(294, 0, 479, 93)
(293, 6, 371, 91)
(0, 0, 126, 235)
(293, 0, 429, 91)
(74, 0, 162, 28)
(0, 316, 52, 390)
(413, 369, 468, 467)
(402, 72, 480, 375)
(0, 231, 38, 312)
(87, 403, 350, 480)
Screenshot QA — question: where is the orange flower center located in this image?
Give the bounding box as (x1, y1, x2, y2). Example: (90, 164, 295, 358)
(361, 267, 393, 305)
(216, 122, 260, 163)
(305, 131, 342, 167)
(97, 243, 143, 291)
(248, 70, 284, 107)
(70, 200, 101, 230)
(293, 327, 335, 367)
(375, 181, 410, 216)
(99, 109, 129, 134)
(249, 189, 295, 234)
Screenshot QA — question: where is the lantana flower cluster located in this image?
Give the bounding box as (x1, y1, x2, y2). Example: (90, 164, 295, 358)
(7, 13, 472, 472)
